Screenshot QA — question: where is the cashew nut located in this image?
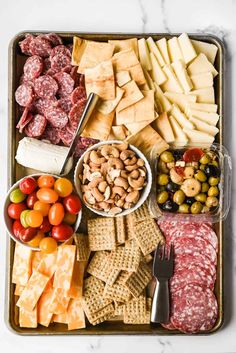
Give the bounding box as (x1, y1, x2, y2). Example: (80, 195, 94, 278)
(137, 158, 145, 167)
(125, 190, 140, 203)
(108, 169, 121, 181)
(115, 199, 125, 208)
(129, 170, 140, 179)
(109, 206, 122, 215)
(97, 201, 111, 211)
(138, 168, 146, 178)
(83, 151, 90, 164)
(91, 187, 105, 202)
(100, 145, 120, 159)
(98, 181, 108, 193)
(123, 202, 133, 209)
(115, 142, 129, 151)
(88, 177, 104, 188)
(83, 191, 96, 205)
(90, 150, 106, 165)
(108, 157, 124, 170)
(114, 177, 129, 190)
(125, 163, 139, 172)
(120, 170, 129, 179)
(89, 171, 102, 181)
(120, 149, 135, 161)
(111, 186, 127, 198)
(104, 186, 111, 201)
(124, 156, 137, 166)
(128, 176, 145, 190)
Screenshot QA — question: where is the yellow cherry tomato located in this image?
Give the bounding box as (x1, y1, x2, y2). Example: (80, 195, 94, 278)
(37, 175, 55, 188)
(48, 203, 65, 226)
(26, 210, 43, 228)
(54, 178, 73, 197)
(37, 188, 59, 204)
(63, 212, 77, 225)
(39, 237, 58, 254)
(33, 200, 50, 217)
(27, 231, 45, 247)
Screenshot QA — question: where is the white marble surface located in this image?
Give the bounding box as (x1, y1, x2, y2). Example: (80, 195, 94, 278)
(0, 0, 235, 352)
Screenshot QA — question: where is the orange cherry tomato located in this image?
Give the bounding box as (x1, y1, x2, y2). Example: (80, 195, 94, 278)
(33, 200, 50, 217)
(54, 178, 73, 197)
(37, 188, 59, 204)
(27, 231, 45, 247)
(37, 175, 55, 188)
(63, 212, 77, 225)
(48, 203, 65, 226)
(39, 237, 58, 254)
(26, 210, 43, 228)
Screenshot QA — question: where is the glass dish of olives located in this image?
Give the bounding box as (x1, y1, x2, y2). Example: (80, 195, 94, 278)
(149, 143, 232, 223)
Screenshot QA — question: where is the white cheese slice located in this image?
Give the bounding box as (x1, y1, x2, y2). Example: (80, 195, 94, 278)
(178, 33, 197, 64)
(162, 64, 184, 93)
(138, 38, 152, 71)
(150, 52, 167, 85)
(156, 38, 170, 64)
(189, 87, 215, 103)
(171, 104, 194, 129)
(190, 72, 213, 89)
(168, 37, 183, 62)
(169, 115, 188, 146)
(191, 39, 218, 64)
(164, 92, 197, 112)
(154, 83, 172, 112)
(185, 102, 218, 113)
(152, 112, 175, 143)
(146, 37, 165, 67)
(187, 53, 218, 77)
(183, 128, 214, 145)
(171, 60, 193, 93)
(185, 108, 220, 126)
(143, 69, 155, 90)
(189, 116, 219, 136)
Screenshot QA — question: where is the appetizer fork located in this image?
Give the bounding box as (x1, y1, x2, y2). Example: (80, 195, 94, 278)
(151, 243, 174, 324)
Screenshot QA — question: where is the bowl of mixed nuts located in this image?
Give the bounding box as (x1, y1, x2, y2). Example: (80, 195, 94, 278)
(74, 140, 152, 216)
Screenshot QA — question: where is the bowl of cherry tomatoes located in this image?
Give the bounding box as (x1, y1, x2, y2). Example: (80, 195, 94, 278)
(3, 174, 82, 253)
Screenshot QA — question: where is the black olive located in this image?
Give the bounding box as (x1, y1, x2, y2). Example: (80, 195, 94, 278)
(204, 165, 220, 178)
(166, 182, 179, 193)
(173, 149, 184, 161)
(162, 200, 179, 212)
(185, 197, 195, 205)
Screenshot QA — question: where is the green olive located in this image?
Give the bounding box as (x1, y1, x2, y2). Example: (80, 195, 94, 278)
(157, 174, 169, 186)
(173, 190, 185, 205)
(208, 186, 219, 197)
(157, 159, 169, 174)
(195, 170, 207, 182)
(157, 191, 169, 204)
(178, 204, 190, 213)
(210, 160, 219, 167)
(208, 176, 219, 186)
(190, 201, 203, 214)
(160, 151, 174, 163)
(201, 182, 210, 193)
(200, 164, 206, 171)
(206, 196, 219, 208)
(199, 154, 211, 165)
(195, 193, 207, 203)
(157, 185, 166, 193)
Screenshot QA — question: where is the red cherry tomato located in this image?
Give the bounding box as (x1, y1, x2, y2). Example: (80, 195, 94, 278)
(63, 212, 77, 225)
(39, 217, 52, 233)
(37, 175, 55, 188)
(26, 192, 38, 209)
(48, 203, 65, 226)
(63, 194, 81, 215)
(19, 176, 37, 194)
(174, 166, 185, 177)
(183, 148, 204, 163)
(37, 188, 59, 203)
(7, 202, 27, 220)
(12, 220, 24, 239)
(20, 227, 38, 243)
(51, 224, 74, 242)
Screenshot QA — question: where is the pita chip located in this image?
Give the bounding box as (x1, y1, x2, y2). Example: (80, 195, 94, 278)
(108, 125, 127, 140)
(72, 36, 87, 66)
(116, 71, 131, 87)
(116, 80, 143, 113)
(97, 86, 124, 114)
(109, 38, 139, 58)
(82, 110, 115, 140)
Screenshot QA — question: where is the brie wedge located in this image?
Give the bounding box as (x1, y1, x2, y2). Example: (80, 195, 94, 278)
(138, 38, 152, 71)
(154, 83, 172, 112)
(162, 64, 184, 93)
(152, 112, 175, 143)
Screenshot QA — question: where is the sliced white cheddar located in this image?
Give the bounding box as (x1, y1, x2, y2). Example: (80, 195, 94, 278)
(190, 72, 213, 89)
(171, 104, 194, 129)
(171, 60, 193, 93)
(152, 112, 175, 143)
(146, 37, 165, 67)
(169, 115, 188, 146)
(162, 64, 184, 93)
(185, 108, 220, 126)
(189, 116, 219, 136)
(191, 39, 218, 64)
(183, 128, 214, 145)
(187, 53, 218, 78)
(154, 83, 172, 112)
(190, 87, 215, 103)
(150, 52, 167, 85)
(178, 33, 197, 64)
(138, 38, 152, 71)
(143, 69, 155, 90)
(164, 92, 197, 112)
(168, 37, 183, 62)
(185, 102, 218, 113)
(156, 38, 170, 64)
(141, 83, 150, 90)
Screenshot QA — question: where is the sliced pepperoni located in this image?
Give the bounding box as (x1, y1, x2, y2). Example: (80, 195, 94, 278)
(15, 84, 34, 107)
(58, 96, 73, 114)
(33, 97, 58, 115)
(24, 55, 43, 80)
(50, 45, 71, 60)
(51, 52, 71, 72)
(46, 106, 68, 129)
(24, 114, 47, 137)
(29, 35, 52, 57)
(68, 100, 86, 130)
(44, 33, 63, 47)
(174, 253, 216, 278)
(80, 137, 98, 148)
(71, 86, 87, 104)
(58, 126, 74, 146)
(16, 108, 33, 133)
(34, 75, 58, 98)
(41, 125, 61, 144)
(161, 322, 176, 330)
(54, 72, 74, 97)
(19, 34, 35, 55)
(43, 58, 51, 73)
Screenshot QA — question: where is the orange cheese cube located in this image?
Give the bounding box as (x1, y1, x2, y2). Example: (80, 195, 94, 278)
(38, 289, 54, 327)
(67, 298, 86, 330)
(53, 245, 76, 290)
(19, 305, 37, 328)
(12, 243, 32, 286)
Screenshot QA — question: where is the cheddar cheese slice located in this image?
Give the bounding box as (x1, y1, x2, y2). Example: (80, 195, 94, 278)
(12, 244, 32, 286)
(49, 287, 70, 315)
(19, 306, 37, 328)
(37, 251, 57, 278)
(38, 289, 54, 327)
(53, 245, 76, 291)
(67, 298, 86, 330)
(65, 261, 86, 299)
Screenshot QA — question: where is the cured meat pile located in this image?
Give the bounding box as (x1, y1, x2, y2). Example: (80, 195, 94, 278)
(15, 33, 98, 157)
(158, 221, 218, 333)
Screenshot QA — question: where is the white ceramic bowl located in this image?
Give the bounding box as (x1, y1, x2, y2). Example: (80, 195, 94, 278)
(74, 140, 152, 217)
(3, 173, 82, 251)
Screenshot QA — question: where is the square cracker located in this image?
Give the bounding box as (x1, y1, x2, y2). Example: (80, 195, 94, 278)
(131, 201, 152, 223)
(116, 80, 143, 113)
(124, 294, 150, 324)
(74, 234, 91, 261)
(104, 272, 132, 303)
(115, 216, 126, 244)
(88, 217, 116, 251)
(85, 60, 115, 100)
(109, 246, 141, 272)
(109, 38, 139, 58)
(86, 303, 115, 326)
(134, 218, 164, 256)
(86, 251, 110, 282)
(125, 262, 152, 298)
(81, 110, 115, 140)
(78, 41, 115, 73)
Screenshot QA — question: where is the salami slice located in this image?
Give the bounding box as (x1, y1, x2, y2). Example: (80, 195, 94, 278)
(58, 96, 73, 114)
(50, 45, 71, 59)
(54, 72, 74, 97)
(44, 33, 63, 47)
(161, 322, 176, 330)
(41, 125, 61, 144)
(80, 137, 98, 148)
(170, 284, 218, 333)
(46, 106, 68, 129)
(43, 58, 51, 73)
(62, 65, 73, 74)
(34, 75, 58, 98)
(174, 253, 216, 278)
(24, 114, 47, 137)
(74, 145, 86, 158)
(58, 126, 74, 146)
(51, 52, 71, 72)
(19, 34, 35, 55)
(15, 84, 34, 107)
(68, 100, 86, 130)
(24, 55, 43, 80)
(16, 108, 33, 133)
(29, 35, 52, 57)
(71, 86, 87, 104)
(33, 97, 58, 115)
